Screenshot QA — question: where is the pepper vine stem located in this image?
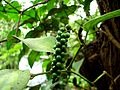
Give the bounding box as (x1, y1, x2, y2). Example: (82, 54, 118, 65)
(31, 71, 51, 78)
(61, 70, 93, 85)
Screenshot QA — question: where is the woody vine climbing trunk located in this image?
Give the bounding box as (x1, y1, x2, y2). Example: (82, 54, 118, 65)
(79, 0, 120, 90)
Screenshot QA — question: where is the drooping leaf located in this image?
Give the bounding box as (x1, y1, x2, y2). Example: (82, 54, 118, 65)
(0, 69, 30, 90)
(15, 36, 56, 52)
(28, 50, 40, 67)
(25, 25, 44, 38)
(83, 9, 120, 31)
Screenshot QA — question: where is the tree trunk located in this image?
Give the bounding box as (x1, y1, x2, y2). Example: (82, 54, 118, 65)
(80, 0, 120, 90)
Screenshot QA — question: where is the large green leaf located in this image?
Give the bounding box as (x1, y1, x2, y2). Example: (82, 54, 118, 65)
(15, 36, 56, 52)
(83, 9, 120, 31)
(0, 69, 30, 90)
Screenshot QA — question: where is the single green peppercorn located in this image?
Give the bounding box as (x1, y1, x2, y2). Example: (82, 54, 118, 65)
(56, 35, 61, 41)
(56, 55, 62, 61)
(61, 33, 66, 38)
(55, 48, 61, 54)
(52, 73, 57, 78)
(58, 31, 62, 35)
(60, 38, 66, 44)
(65, 32, 70, 38)
(56, 42, 61, 47)
(56, 62, 62, 68)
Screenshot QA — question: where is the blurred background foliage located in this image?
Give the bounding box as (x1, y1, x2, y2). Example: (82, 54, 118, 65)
(0, 0, 100, 89)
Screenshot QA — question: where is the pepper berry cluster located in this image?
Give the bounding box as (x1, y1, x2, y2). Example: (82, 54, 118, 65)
(51, 26, 70, 88)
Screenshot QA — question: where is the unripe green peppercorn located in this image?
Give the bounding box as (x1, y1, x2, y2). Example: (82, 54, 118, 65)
(61, 33, 66, 38)
(55, 48, 61, 54)
(56, 35, 61, 41)
(56, 62, 62, 68)
(56, 55, 62, 61)
(65, 32, 70, 38)
(56, 42, 61, 47)
(58, 31, 62, 35)
(52, 73, 57, 78)
(60, 38, 66, 44)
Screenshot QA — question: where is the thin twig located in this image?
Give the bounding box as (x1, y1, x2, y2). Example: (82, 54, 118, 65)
(66, 70, 93, 85)
(0, 39, 7, 43)
(92, 71, 106, 84)
(22, 0, 49, 13)
(114, 74, 120, 83)
(31, 71, 51, 77)
(15, 11, 23, 34)
(15, 0, 49, 34)
(92, 71, 113, 84)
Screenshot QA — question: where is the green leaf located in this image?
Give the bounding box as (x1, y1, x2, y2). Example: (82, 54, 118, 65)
(11, 1, 21, 10)
(18, 44, 29, 61)
(5, 1, 21, 11)
(63, 0, 69, 4)
(28, 50, 40, 67)
(24, 9, 36, 18)
(72, 59, 84, 73)
(0, 69, 30, 90)
(83, 9, 120, 31)
(83, 0, 93, 15)
(46, 5, 77, 19)
(25, 25, 44, 38)
(16, 36, 56, 52)
(6, 29, 21, 49)
(20, 17, 37, 26)
(47, 0, 56, 11)
(37, 5, 47, 19)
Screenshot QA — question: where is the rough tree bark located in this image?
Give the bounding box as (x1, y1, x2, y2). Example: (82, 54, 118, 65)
(79, 0, 120, 90)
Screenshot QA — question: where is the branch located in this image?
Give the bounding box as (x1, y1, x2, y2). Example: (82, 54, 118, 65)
(65, 70, 93, 85)
(22, 0, 49, 13)
(15, 0, 49, 34)
(15, 11, 23, 34)
(92, 71, 113, 84)
(0, 39, 7, 43)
